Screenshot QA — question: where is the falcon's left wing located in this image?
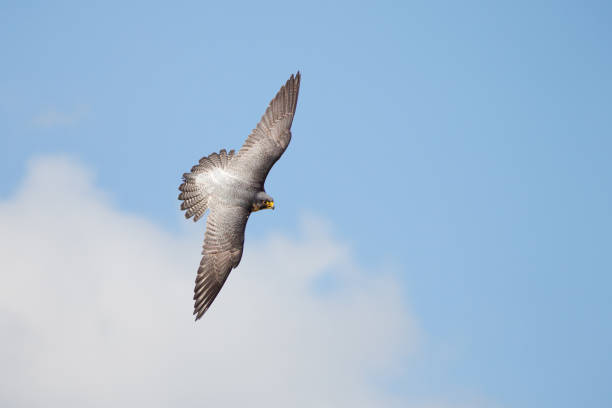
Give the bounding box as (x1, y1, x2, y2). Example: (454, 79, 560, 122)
(193, 205, 250, 320)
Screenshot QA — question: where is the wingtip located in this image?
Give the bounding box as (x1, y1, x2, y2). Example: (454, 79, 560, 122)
(194, 308, 207, 321)
(288, 71, 301, 84)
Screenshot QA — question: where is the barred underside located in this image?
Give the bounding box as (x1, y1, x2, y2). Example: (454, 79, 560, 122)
(178, 148, 235, 222)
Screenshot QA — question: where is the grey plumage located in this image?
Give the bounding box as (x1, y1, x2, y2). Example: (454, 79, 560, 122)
(179, 72, 301, 320)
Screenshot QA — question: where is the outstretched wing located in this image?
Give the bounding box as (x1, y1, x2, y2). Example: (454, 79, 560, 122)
(193, 205, 250, 320)
(230, 72, 301, 186)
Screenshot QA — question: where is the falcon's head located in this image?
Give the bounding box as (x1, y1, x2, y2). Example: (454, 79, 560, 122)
(252, 192, 275, 212)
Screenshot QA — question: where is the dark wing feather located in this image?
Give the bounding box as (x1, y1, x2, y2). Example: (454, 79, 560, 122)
(193, 205, 250, 320)
(231, 72, 301, 186)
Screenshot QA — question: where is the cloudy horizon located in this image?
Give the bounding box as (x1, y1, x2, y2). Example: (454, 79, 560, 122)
(1, 156, 439, 407)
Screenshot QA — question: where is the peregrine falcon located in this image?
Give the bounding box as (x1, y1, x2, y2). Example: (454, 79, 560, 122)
(179, 72, 301, 320)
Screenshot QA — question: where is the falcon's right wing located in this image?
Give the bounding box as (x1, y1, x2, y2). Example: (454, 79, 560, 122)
(230, 72, 301, 186)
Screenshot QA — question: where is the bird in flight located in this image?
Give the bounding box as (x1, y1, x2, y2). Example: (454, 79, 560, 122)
(179, 72, 301, 320)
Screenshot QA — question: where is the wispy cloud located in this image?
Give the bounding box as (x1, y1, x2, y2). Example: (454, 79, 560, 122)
(0, 156, 499, 408)
(31, 105, 89, 128)
(0, 156, 419, 407)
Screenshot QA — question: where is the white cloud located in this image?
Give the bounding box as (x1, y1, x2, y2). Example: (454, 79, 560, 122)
(0, 156, 420, 407)
(31, 105, 89, 128)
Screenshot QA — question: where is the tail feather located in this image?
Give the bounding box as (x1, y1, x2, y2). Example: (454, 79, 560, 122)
(178, 149, 235, 222)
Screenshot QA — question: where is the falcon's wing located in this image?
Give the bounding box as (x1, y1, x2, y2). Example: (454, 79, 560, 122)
(230, 72, 301, 186)
(193, 205, 250, 320)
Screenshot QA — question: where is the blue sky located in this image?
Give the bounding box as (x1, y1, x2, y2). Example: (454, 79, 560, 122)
(1, 1, 611, 407)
